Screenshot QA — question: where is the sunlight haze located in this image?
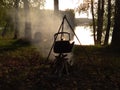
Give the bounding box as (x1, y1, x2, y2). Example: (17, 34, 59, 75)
(44, 0, 94, 45)
(45, 0, 77, 10)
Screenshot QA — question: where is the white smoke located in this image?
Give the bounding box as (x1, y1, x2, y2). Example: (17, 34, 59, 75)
(17, 9, 75, 59)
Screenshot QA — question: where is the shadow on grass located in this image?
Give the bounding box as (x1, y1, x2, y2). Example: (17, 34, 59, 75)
(0, 39, 31, 53)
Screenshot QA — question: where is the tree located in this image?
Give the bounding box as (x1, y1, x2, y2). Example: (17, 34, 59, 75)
(13, 0, 20, 39)
(0, 1, 7, 27)
(0, 0, 15, 38)
(104, 0, 112, 45)
(22, 0, 32, 40)
(54, 0, 59, 11)
(0, 0, 45, 39)
(30, 0, 45, 9)
(91, 0, 97, 44)
(111, 0, 120, 47)
(96, 0, 105, 45)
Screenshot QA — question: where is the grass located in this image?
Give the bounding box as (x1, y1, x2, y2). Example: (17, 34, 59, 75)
(0, 39, 47, 89)
(0, 39, 120, 90)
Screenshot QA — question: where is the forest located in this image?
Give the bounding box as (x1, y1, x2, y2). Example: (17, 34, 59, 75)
(0, 0, 120, 90)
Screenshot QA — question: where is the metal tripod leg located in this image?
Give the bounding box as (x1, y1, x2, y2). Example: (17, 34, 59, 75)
(52, 53, 69, 77)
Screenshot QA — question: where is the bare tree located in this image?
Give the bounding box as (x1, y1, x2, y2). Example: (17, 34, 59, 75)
(96, 0, 105, 45)
(54, 0, 59, 11)
(104, 0, 112, 45)
(91, 0, 97, 44)
(13, 0, 20, 39)
(22, 0, 32, 40)
(111, 0, 120, 47)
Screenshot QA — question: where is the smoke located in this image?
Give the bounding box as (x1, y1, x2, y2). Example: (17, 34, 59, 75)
(29, 10, 62, 58)
(17, 9, 75, 59)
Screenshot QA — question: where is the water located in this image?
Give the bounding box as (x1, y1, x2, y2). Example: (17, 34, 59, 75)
(73, 26, 94, 45)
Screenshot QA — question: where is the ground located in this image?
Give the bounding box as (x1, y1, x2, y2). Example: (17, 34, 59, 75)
(0, 40, 120, 90)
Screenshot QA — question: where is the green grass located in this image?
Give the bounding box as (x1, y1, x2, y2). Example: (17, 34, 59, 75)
(0, 39, 120, 89)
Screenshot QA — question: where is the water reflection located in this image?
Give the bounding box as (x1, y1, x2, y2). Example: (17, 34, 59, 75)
(74, 26, 94, 45)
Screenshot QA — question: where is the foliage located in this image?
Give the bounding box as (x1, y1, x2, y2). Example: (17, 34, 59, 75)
(29, 0, 46, 9)
(75, 0, 115, 45)
(0, 0, 46, 39)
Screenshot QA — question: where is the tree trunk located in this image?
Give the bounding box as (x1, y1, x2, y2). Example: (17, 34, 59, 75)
(13, 0, 20, 39)
(111, 0, 120, 47)
(96, 0, 104, 45)
(54, 0, 59, 11)
(91, 0, 97, 45)
(23, 0, 32, 40)
(104, 0, 111, 45)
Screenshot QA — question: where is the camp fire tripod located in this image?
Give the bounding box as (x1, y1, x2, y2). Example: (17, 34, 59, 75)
(46, 15, 99, 77)
(46, 15, 75, 76)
